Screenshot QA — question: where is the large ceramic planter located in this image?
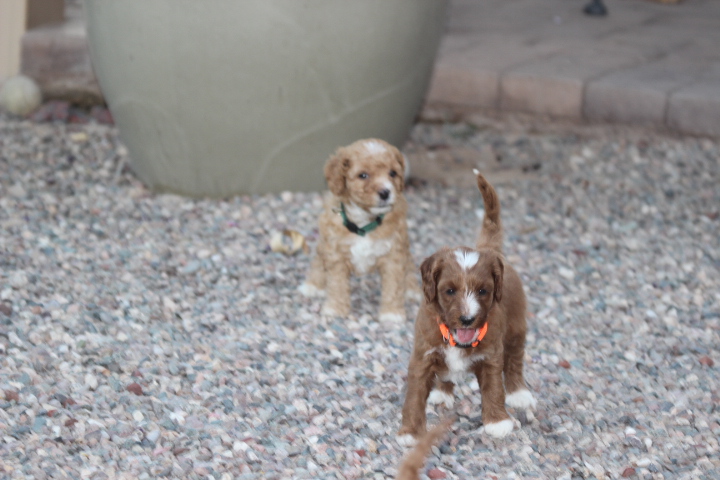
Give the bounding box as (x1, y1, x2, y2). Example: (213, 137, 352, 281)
(84, 0, 448, 197)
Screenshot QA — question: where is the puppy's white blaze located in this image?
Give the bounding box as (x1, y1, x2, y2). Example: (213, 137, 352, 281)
(298, 283, 325, 298)
(505, 389, 537, 410)
(484, 419, 514, 438)
(345, 201, 375, 227)
(444, 347, 473, 373)
(428, 389, 455, 408)
(441, 347, 485, 384)
(396, 434, 418, 448)
(379, 312, 404, 323)
(364, 140, 387, 155)
(350, 236, 393, 275)
(381, 179, 395, 194)
(320, 304, 340, 317)
(454, 250, 479, 271)
(464, 291, 480, 318)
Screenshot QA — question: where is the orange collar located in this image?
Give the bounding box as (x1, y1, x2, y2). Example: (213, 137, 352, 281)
(437, 317, 488, 348)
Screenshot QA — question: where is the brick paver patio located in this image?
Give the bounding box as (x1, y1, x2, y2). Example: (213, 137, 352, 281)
(428, 0, 720, 137)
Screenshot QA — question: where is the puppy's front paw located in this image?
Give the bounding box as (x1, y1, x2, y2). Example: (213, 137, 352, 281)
(505, 389, 537, 410)
(396, 433, 418, 447)
(321, 305, 342, 317)
(321, 300, 350, 317)
(298, 283, 325, 298)
(483, 418, 514, 438)
(427, 389, 455, 408)
(379, 312, 405, 323)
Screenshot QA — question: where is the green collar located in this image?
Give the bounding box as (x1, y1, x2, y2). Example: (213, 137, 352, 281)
(340, 203, 384, 237)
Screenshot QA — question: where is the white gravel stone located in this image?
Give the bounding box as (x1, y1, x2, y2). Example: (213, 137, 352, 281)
(84, 374, 98, 391)
(9, 271, 28, 288)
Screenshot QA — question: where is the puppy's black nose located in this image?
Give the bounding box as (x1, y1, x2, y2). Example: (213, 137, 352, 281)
(459, 315, 474, 326)
(378, 189, 390, 200)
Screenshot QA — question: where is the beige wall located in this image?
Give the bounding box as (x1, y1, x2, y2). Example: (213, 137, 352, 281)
(0, 0, 27, 81)
(0, 0, 64, 82)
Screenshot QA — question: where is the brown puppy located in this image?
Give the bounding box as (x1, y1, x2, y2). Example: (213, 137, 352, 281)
(299, 138, 420, 321)
(398, 170, 536, 445)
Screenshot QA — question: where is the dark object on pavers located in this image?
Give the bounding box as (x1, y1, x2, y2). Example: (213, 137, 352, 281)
(584, 0, 608, 16)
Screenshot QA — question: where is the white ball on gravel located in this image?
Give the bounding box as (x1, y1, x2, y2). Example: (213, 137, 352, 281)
(0, 75, 42, 116)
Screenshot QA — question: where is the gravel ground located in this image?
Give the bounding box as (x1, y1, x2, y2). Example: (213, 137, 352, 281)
(0, 112, 719, 480)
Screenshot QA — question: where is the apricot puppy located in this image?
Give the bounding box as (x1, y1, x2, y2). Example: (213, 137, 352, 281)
(398, 170, 536, 444)
(299, 138, 419, 321)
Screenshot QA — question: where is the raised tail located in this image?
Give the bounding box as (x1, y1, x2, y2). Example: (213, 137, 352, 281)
(473, 169, 503, 253)
(396, 418, 453, 480)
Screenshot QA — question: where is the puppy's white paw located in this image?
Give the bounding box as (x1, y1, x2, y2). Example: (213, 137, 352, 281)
(321, 305, 344, 317)
(484, 419, 514, 438)
(396, 434, 418, 447)
(379, 312, 405, 323)
(505, 389, 537, 410)
(298, 283, 325, 298)
(427, 389, 455, 408)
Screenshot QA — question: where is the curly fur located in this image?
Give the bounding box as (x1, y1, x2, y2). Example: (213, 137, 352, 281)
(300, 138, 420, 320)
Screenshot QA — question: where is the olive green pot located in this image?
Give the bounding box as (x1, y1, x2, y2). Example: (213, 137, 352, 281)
(84, 0, 448, 197)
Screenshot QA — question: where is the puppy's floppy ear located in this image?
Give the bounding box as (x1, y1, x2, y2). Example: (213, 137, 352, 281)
(324, 148, 351, 197)
(394, 150, 406, 191)
(492, 256, 504, 303)
(420, 251, 443, 304)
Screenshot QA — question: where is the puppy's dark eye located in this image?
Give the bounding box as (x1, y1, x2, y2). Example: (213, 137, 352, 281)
(445, 288, 456, 296)
(358, 173, 368, 179)
(478, 289, 488, 296)
(389, 170, 397, 178)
